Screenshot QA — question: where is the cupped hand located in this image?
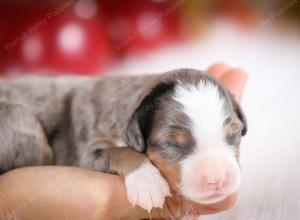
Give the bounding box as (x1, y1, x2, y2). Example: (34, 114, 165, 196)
(0, 63, 247, 220)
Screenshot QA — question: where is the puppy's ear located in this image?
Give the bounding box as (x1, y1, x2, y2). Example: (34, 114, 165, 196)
(123, 113, 144, 152)
(123, 81, 175, 152)
(229, 93, 247, 136)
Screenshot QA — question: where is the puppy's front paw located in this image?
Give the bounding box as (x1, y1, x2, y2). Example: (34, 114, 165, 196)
(125, 162, 171, 212)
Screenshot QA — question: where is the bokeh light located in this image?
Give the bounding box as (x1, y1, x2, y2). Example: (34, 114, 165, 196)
(22, 35, 43, 63)
(58, 23, 85, 54)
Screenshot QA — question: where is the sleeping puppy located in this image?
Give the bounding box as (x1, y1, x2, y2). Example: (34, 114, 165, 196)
(0, 69, 247, 214)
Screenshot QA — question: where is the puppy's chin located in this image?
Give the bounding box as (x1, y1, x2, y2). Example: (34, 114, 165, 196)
(195, 193, 229, 205)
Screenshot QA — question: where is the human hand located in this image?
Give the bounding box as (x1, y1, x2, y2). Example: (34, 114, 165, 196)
(208, 62, 247, 103)
(0, 63, 247, 220)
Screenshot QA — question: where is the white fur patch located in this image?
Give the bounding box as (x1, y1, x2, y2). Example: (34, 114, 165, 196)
(173, 80, 241, 204)
(174, 81, 228, 148)
(125, 161, 171, 212)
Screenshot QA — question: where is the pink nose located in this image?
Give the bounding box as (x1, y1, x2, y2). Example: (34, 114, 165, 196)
(205, 176, 226, 191)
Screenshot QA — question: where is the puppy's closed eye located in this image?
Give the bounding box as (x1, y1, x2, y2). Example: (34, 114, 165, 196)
(165, 140, 192, 156)
(156, 129, 195, 161)
(150, 129, 193, 161)
(165, 141, 183, 149)
(159, 141, 191, 161)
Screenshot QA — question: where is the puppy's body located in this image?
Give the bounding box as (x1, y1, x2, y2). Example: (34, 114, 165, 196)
(0, 75, 153, 166)
(0, 69, 247, 215)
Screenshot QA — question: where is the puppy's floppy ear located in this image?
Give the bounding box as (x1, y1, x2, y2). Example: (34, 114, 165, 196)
(229, 93, 247, 136)
(123, 80, 175, 152)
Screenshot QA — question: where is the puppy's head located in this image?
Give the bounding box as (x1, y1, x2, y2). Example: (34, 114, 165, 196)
(124, 69, 247, 205)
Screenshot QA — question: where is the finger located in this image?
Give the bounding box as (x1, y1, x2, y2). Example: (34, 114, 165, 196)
(207, 62, 230, 79)
(203, 194, 237, 213)
(219, 68, 248, 103)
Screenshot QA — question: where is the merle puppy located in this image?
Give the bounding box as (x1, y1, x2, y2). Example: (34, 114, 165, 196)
(0, 69, 247, 212)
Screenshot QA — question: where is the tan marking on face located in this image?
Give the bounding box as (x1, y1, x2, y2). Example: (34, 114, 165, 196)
(225, 119, 241, 162)
(225, 119, 241, 137)
(169, 129, 192, 147)
(147, 149, 181, 190)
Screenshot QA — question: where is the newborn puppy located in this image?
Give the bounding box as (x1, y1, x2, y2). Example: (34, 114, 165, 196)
(0, 69, 247, 213)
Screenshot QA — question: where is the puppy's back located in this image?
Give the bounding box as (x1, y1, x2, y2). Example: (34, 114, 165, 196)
(0, 76, 90, 107)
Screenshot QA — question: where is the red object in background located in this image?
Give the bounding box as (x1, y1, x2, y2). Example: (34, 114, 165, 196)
(47, 18, 111, 75)
(0, 0, 112, 75)
(102, 0, 183, 57)
(0, 0, 183, 76)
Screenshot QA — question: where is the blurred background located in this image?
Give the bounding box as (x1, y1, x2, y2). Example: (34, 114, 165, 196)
(1, 0, 300, 219)
(0, 0, 299, 76)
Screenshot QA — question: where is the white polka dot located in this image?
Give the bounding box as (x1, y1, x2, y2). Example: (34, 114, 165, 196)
(137, 12, 163, 39)
(59, 24, 85, 54)
(22, 35, 43, 62)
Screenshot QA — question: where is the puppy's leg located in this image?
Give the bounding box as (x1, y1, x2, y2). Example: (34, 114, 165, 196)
(0, 102, 53, 173)
(79, 143, 170, 212)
